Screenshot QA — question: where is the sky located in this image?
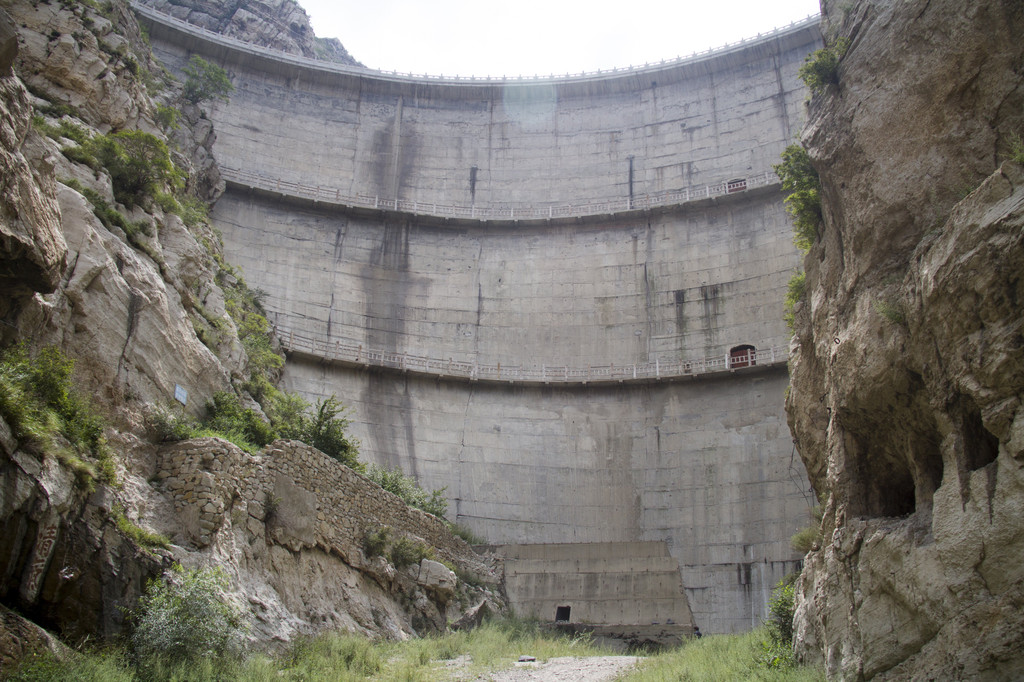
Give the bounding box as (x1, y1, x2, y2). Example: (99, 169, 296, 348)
(296, 0, 822, 78)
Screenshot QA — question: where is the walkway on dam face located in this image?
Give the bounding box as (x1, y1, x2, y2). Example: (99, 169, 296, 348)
(132, 1, 819, 84)
(275, 325, 786, 385)
(221, 166, 780, 223)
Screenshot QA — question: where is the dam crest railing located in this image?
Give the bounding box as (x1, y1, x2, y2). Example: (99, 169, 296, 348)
(132, 1, 819, 85)
(221, 166, 780, 221)
(275, 325, 786, 384)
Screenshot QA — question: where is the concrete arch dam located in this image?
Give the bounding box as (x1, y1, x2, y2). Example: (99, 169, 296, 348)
(140, 5, 821, 634)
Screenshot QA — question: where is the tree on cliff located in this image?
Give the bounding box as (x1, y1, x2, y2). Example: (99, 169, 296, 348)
(182, 55, 233, 105)
(774, 144, 822, 252)
(92, 130, 180, 206)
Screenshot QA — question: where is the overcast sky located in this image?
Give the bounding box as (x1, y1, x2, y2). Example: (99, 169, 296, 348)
(296, 0, 822, 78)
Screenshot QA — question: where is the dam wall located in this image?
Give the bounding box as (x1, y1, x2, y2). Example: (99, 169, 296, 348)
(141, 3, 815, 210)
(497, 542, 694, 630)
(140, 5, 821, 633)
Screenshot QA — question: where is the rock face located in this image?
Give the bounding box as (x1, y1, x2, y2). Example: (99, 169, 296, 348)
(0, 8, 65, 309)
(1, 0, 240, 412)
(787, 0, 1024, 679)
(0, 415, 167, 647)
(0, 0, 502, 669)
(137, 0, 360, 65)
(147, 438, 504, 643)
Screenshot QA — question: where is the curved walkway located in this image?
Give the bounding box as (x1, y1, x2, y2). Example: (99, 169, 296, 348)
(132, 1, 818, 84)
(222, 166, 779, 222)
(276, 325, 786, 385)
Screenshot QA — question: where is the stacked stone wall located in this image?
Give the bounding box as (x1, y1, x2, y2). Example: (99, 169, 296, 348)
(155, 437, 489, 576)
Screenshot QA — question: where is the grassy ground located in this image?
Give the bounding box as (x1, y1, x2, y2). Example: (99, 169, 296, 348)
(8, 621, 823, 681)
(623, 630, 824, 682)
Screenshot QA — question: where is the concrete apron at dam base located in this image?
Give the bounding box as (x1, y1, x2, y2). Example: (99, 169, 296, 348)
(137, 1, 821, 635)
(494, 541, 695, 651)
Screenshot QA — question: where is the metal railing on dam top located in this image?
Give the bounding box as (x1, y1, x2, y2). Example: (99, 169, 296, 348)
(131, 1, 819, 84)
(275, 325, 786, 385)
(221, 166, 779, 222)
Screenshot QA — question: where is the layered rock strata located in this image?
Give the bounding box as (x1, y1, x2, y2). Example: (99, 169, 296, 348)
(787, 0, 1024, 678)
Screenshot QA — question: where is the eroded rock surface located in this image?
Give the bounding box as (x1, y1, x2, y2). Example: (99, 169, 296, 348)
(788, 0, 1024, 679)
(0, 9, 65, 308)
(148, 438, 505, 644)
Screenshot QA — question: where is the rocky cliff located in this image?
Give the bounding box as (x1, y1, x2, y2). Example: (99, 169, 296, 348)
(787, 0, 1024, 679)
(0, 0, 499, 668)
(136, 0, 360, 65)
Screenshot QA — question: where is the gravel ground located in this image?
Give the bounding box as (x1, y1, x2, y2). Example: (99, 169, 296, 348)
(461, 655, 642, 681)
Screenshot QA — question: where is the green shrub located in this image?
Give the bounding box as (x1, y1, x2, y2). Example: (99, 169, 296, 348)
(176, 194, 209, 228)
(32, 116, 89, 145)
(784, 270, 807, 331)
(0, 344, 114, 488)
(182, 55, 233, 105)
(874, 298, 906, 325)
(758, 576, 798, 670)
(63, 179, 153, 241)
(1010, 132, 1024, 165)
(148, 404, 199, 442)
(203, 391, 275, 452)
(36, 100, 79, 119)
(153, 104, 180, 130)
(7, 646, 135, 682)
(774, 144, 822, 252)
(58, 119, 89, 144)
(790, 525, 820, 554)
(175, 386, 360, 464)
(798, 37, 850, 94)
(153, 190, 180, 214)
(792, 495, 825, 553)
(389, 536, 434, 569)
(366, 464, 448, 518)
(450, 522, 486, 545)
(219, 273, 283, 381)
(61, 143, 100, 170)
(130, 565, 244, 668)
(91, 130, 181, 206)
(304, 396, 359, 468)
(285, 632, 383, 677)
(261, 388, 310, 440)
(362, 527, 391, 558)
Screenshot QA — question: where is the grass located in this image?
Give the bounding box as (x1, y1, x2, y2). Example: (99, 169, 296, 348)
(0, 344, 115, 490)
(798, 36, 850, 95)
(774, 144, 822, 253)
(784, 270, 806, 332)
(111, 505, 170, 551)
(1007, 132, 1024, 165)
(873, 299, 907, 325)
(623, 629, 824, 682)
(7, 619, 826, 681)
(7, 618, 618, 681)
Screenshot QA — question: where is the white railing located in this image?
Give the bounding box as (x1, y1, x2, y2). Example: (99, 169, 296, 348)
(221, 166, 778, 221)
(131, 1, 819, 85)
(275, 325, 784, 384)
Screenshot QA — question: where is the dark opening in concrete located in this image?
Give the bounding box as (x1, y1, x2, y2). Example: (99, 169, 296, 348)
(729, 344, 756, 368)
(555, 605, 571, 622)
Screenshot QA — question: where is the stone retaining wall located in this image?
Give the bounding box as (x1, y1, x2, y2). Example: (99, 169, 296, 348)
(155, 437, 489, 576)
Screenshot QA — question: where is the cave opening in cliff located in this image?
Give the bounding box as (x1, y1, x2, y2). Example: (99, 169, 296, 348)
(959, 395, 999, 472)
